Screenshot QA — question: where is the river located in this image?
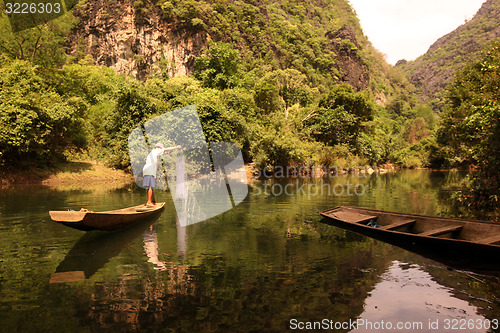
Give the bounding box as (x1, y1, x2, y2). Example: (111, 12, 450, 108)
(0, 170, 499, 332)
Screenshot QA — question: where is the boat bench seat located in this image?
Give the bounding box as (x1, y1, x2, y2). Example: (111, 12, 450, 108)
(380, 219, 416, 230)
(478, 234, 500, 245)
(420, 225, 463, 237)
(327, 211, 377, 224)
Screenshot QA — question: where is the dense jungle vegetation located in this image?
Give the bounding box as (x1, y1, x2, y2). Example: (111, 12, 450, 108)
(0, 0, 498, 210)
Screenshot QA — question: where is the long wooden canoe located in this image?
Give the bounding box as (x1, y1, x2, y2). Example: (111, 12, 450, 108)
(50, 214, 158, 283)
(320, 206, 500, 271)
(50, 202, 165, 231)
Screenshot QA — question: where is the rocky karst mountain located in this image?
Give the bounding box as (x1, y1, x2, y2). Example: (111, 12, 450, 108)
(399, 0, 500, 103)
(68, 0, 401, 97)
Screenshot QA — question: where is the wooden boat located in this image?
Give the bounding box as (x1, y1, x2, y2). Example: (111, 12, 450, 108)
(50, 213, 159, 283)
(49, 202, 165, 231)
(320, 206, 500, 270)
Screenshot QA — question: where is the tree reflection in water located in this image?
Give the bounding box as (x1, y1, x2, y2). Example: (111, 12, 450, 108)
(50, 213, 500, 332)
(84, 221, 201, 332)
(6, 170, 498, 332)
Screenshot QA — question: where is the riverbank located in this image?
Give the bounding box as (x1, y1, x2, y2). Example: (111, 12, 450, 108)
(245, 162, 398, 178)
(1, 161, 399, 188)
(0, 161, 134, 190)
(1, 160, 461, 190)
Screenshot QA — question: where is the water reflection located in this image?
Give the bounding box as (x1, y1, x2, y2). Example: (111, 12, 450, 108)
(70, 229, 390, 332)
(176, 218, 188, 258)
(1, 170, 500, 332)
(51, 217, 160, 283)
(51, 214, 190, 283)
(353, 261, 487, 333)
(143, 225, 167, 271)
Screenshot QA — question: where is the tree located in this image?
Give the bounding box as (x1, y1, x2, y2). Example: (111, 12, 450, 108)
(437, 41, 500, 210)
(103, 87, 157, 168)
(307, 84, 376, 147)
(253, 69, 312, 117)
(0, 14, 76, 70)
(253, 81, 284, 114)
(194, 42, 241, 89)
(319, 84, 375, 122)
(0, 60, 86, 166)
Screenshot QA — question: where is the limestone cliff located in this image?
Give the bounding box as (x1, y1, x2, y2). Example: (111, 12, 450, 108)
(327, 25, 369, 91)
(68, 0, 382, 95)
(70, 0, 209, 80)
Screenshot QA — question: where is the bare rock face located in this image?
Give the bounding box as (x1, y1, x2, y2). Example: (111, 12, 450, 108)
(70, 0, 209, 80)
(327, 25, 369, 91)
(69, 0, 370, 92)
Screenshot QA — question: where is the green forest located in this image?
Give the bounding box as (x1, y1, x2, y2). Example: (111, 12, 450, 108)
(0, 0, 498, 211)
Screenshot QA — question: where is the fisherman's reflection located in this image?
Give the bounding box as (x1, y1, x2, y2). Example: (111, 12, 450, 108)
(143, 218, 187, 271)
(143, 224, 167, 271)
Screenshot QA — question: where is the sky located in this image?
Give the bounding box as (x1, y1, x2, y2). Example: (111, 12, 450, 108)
(348, 0, 487, 64)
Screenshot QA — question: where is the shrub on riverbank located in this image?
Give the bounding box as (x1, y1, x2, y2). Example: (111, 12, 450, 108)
(0, 60, 86, 167)
(437, 42, 500, 210)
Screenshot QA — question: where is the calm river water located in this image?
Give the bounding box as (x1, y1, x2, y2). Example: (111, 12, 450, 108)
(0, 170, 499, 332)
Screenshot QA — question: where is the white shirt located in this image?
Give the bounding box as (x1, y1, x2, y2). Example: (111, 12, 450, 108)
(142, 148, 164, 177)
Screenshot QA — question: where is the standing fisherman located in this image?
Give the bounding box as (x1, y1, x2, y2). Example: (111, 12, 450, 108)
(143, 143, 182, 207)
